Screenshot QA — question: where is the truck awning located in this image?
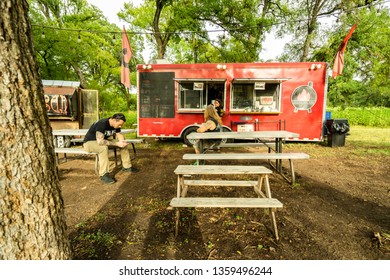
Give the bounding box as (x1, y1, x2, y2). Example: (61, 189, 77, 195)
(232, 78, 290, 83)
(174, 78, 226, 82)
(42, 80, 80, 87)
(43, 86, 77, 95)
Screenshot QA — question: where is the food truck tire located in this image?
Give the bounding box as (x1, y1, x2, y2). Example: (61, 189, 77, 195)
(182, 126, 199, 146)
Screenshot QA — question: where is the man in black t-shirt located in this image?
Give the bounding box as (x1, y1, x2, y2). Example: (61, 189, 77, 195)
(83, 113, 138, 184)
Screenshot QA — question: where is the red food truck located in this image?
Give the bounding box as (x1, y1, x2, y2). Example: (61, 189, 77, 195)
(137, 62, 328, 145)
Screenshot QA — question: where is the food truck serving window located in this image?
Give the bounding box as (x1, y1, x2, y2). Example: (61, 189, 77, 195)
(175, 79, 226, 112)
(231, 78, 288, 113)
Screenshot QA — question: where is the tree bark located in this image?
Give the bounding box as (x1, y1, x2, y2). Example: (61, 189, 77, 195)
(0, 0, 71, 259)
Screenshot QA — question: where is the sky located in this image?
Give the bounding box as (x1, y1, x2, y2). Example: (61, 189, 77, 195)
(85, 0, 289, 62)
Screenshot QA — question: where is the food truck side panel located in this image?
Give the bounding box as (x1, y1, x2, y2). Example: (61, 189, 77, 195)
(137, 62, 327, 142)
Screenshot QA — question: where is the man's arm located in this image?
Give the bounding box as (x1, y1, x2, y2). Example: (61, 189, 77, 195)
(115, 132, 125, 141)
(96, 131, 115, 146)
(96, 131, 128, 147)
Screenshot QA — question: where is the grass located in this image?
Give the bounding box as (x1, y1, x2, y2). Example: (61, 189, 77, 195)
(347, 126, 390, 156)
(347, 125, 390, 144)
(71, 229, 118, 259)
(285, 125, 390, 157)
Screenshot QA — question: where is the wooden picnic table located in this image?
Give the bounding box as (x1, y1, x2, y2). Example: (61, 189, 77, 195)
(52, 128, 137, 148)
(186, 130, 300, 172)
(53, 128, 142, 170)
(171, 164, 282, 240)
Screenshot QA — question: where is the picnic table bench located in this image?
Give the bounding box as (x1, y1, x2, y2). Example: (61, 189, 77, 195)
(183, 152, 309, 184)
(170, 165, 282, 240)
(218, 142, 276, 152)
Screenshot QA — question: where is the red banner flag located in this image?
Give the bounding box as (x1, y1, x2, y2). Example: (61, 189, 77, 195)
(332, 23, 358, 79)
(121, 27, 132, 88)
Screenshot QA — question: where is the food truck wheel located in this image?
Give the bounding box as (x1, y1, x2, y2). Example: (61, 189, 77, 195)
(182, 126, 199, 146)
(54, 135, 71, 148)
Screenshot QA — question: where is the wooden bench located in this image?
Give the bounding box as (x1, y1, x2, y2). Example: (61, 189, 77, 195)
(70, 138, 143, 159)
(170, 197, 282, 208)
(183, 179, 258, 187)
(55, 148, 99, 174)
(218, 142, 276, 152)
(183, 152, 309, 184)
(171, 165, 282, 240)
(55, 139, 144, 174)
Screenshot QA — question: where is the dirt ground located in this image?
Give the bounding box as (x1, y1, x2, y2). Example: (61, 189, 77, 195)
(59, 139, 390, 260)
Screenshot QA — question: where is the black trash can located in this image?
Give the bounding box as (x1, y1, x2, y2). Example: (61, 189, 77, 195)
(326, 119, 350, 147)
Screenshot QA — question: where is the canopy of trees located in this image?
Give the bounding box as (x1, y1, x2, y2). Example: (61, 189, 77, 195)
(29, 0, 390, 108)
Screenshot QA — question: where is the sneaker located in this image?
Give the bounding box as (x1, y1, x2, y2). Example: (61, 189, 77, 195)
(122, 167, 139, 173)
(100, 173, 116, 184)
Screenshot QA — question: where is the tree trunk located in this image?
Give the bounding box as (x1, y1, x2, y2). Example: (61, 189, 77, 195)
(0, 0, 71, 259)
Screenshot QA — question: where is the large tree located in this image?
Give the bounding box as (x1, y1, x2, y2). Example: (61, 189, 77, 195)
(0, 0, 71, 259)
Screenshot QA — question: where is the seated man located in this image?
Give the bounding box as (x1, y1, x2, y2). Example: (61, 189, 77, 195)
(193, 104, 223, 154)
(83, 113, 138, 184)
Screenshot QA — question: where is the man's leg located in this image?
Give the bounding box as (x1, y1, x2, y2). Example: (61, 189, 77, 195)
(121, 145, 138, 173)
(120, 146, 132, 169)
(83, 141, 110, 177)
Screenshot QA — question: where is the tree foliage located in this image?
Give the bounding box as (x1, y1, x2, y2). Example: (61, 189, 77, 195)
(119, 0, 290, 62)
(312, 5, 390, 107)
(29, 0, 138, 113)
(28, 0, 390, 109)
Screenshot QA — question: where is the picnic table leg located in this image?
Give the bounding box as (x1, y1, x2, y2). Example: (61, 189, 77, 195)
(276, 138, 282, 173)
(263, 175, 279, 241)
(177, 175, 182, 197)
(180, 176, 188, 197)
(199, 139, 205, 154)
(254, 175, 266, 198)
(175, 175, 183, 237)
(289, 159, 295, 185)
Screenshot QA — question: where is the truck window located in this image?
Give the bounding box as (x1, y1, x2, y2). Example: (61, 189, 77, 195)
(179, 82, 204, 109)
(231, 82, 281, 112)
(178, 81, 225, 111)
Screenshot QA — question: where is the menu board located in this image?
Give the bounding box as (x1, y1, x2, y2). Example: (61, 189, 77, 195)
(139, 72, 175, 118)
